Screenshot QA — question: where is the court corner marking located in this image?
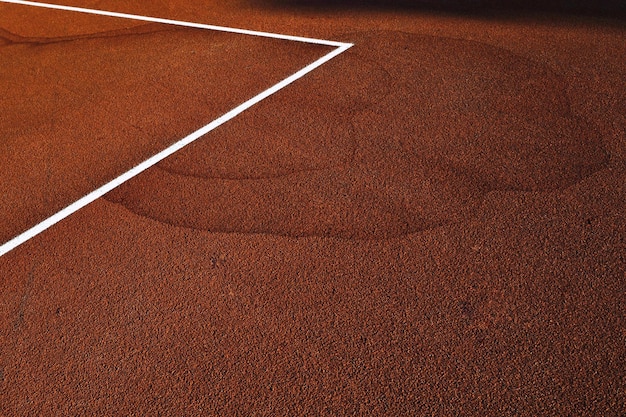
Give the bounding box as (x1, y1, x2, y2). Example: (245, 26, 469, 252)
(0, 0, 353, 258)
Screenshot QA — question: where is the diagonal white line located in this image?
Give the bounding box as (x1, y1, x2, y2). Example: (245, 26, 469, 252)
(0, 0, 350, 47)
(0, 1, 353, 257)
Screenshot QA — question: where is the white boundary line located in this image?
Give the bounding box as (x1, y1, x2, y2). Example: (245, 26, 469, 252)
(0, 0, 353, 257)
(0, 0, 347, 46)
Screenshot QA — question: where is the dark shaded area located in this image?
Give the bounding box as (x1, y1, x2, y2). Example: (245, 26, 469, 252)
(259, 0, 626, 17)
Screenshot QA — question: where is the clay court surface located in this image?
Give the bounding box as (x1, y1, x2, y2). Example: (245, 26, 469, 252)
(1, 0, 625, 414)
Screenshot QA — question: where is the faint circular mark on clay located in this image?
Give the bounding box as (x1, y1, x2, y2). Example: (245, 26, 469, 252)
(349, 30, 608, 191)
(108, 31, 608, 239)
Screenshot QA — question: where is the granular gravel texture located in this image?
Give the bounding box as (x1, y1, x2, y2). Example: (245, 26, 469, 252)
(0, 0, 624, 415)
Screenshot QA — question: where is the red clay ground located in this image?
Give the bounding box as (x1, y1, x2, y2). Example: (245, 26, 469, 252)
(1, 0, 625, 415)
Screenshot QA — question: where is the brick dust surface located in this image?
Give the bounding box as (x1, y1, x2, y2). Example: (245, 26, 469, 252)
(0, 0, 624, 415)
